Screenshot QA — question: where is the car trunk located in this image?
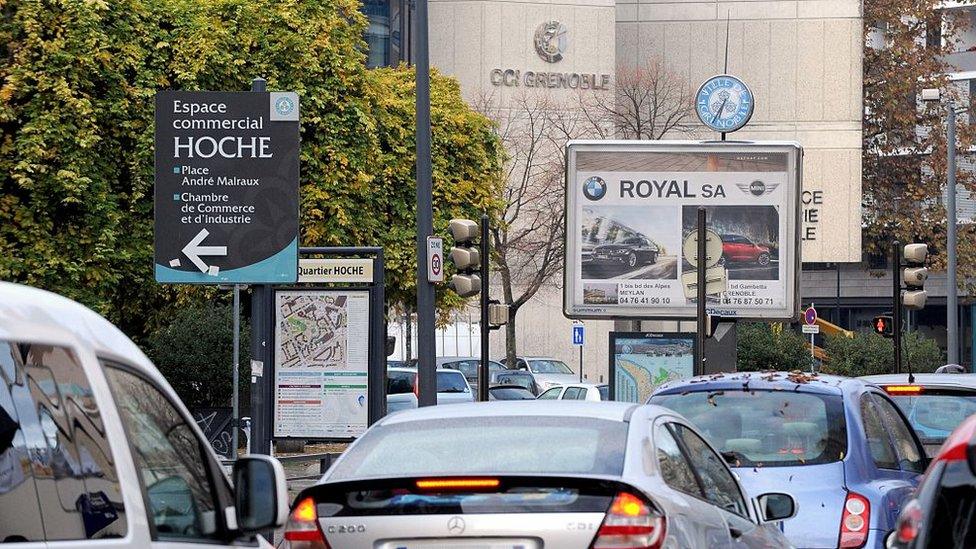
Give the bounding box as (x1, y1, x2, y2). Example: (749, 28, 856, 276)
(298, 476, 635, 549)
(735, 462, 847, 548)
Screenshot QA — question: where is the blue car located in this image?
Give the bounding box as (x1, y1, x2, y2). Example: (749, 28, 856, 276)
(649, 372, 927, 549)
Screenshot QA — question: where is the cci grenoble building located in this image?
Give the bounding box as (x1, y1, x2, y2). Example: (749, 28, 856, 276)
(365, 0, 863, 379)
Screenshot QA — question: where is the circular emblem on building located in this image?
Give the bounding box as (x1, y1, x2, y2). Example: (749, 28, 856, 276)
(534, 21, 568, 63)
(275, 96, 295, 116)
(695, 74, 754, 133)
(582, 176, 607, 201)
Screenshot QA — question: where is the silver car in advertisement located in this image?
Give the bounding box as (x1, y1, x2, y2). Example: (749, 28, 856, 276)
(280, 401, 797, 549)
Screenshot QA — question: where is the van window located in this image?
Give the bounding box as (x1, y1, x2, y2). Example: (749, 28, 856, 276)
(103, 365, 227, 542)
(0, 341, 127, 542)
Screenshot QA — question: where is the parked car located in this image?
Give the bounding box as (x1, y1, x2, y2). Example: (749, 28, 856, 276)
(0, 282, 289, 547)
(386, 367, 474, 412)
(386, 359, 411, 369)
(498, 355, 579, 391)
(592, 235, 660, 268)
(720, 233, 771, 265)
(537, 382, 610, 401)
(651, 371, 927, 549)
(282, 401, 797, 548)
(489, 369, 541, 396)
(861, 373, 976, 456)
(886, 411, 976, 548)
(435, 356, 507, 394)
(487, 385, 538, 400)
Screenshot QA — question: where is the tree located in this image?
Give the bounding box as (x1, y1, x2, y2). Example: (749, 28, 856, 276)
(735, 322, 811, 372)
(476, 58, 694, 364)
(863, 1, 976, 280)
(147, 303, 250, 410)
(0, 0, 502, 340)
(822, 332, 943, 377)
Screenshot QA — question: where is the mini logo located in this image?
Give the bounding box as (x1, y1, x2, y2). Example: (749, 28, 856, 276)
(582, 176, 607, 201)
(534, 21, 568, 63)
(735, 180, 778, 196)
(275, 96, 295, 116)
(447, 516, 466, 535)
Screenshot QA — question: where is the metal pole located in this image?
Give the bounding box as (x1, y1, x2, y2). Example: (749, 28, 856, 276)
(696, 207, 707, 376)
(248, 76, 272, 456)
(579, 344, 583, 382)
(231, 284, 240, 459)
(415, 0, 436, 407)
(893, 240, 902, 374)
(835, 264, 842, 325)
(948, 106, 959, 365)
(478, 214, 490, 402)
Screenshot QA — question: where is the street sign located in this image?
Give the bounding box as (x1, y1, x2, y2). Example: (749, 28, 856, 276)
(154, 90, 300, 283)
(682, 228, 723, 269)
(802, 324, 820, 334)
(298, 258, 373, 283)
(564, 141, 802, 320)
(804, 306, 818, 325)
(680, 267, 728, 299)
(427, 237, 444, 282)
(572, 324, 585, 346)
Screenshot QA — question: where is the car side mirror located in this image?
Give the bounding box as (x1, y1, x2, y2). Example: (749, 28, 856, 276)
(757, 492, 797, 522)
(233, 455, 288, 532)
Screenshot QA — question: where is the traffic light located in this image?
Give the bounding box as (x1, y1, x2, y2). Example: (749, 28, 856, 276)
(447, 218, 482, 298)
(902, 243, 928, 310)
(872, 315, 894, 337)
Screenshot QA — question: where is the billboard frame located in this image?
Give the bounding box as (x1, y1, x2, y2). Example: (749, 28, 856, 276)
(563, 140, 803, 321)
(608, 331, 697, 402)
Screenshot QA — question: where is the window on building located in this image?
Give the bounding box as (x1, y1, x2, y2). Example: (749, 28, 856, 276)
(363, 0, 391, 68)
(926, 15, 943, 49)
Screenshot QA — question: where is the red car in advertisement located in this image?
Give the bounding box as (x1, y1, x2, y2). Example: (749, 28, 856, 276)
(720, 233, 771, 266)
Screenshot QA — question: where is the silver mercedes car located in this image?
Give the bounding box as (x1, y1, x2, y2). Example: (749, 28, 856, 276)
(281, 401, 797, 548)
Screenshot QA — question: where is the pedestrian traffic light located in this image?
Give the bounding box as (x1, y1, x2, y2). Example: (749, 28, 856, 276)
(447, 218, 482, 298)
(902, 243, 928, 310)
(872, 315, 894, 337)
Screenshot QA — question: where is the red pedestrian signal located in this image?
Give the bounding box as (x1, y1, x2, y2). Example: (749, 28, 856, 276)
(873, 315, 894, 337)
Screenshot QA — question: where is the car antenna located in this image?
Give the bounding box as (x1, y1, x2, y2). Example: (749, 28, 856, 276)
(904, 338, 915, 384)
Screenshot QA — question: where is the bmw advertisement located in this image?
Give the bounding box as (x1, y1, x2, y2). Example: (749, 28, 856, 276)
(565, 141, 802, 320)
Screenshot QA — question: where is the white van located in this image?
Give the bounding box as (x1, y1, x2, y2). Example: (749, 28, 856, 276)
(0, 282, 288, 547)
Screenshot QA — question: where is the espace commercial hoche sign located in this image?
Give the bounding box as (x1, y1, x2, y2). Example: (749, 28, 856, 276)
(564, 141, 803, 320)
(154, 91, 300, 284)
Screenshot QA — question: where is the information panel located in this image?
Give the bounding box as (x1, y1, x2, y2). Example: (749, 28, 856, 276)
(610, 332, 694, 403)
(274, 290, 369, 438)
(154, 90, 299, 283)
(565, 141, 802, 319)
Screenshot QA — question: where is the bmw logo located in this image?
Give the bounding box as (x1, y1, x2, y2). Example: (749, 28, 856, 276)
(749, 180, 766, 196)
(275, 96, 295, 116)
(583, 176, 607, 201)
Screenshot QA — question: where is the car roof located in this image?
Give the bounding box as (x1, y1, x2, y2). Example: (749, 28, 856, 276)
(861, 373, 976, 390)
(0, 282, 156, 374)
(388, 367, 464, 374)
(553, 383, 607, 389)
(377, 400, 639, 425)
(653, 371, 858, 397)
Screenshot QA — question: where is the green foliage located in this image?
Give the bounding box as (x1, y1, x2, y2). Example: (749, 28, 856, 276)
(0, 0, 503, 339)
(822, 332, 943, 378)
(736, 322, 812, 372)
(146, 303, 250, 410)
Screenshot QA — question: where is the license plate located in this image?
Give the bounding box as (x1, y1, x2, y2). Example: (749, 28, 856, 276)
(378, 539, 539, 549)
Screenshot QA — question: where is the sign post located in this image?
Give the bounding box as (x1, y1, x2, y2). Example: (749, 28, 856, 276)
(803, 305, 819, 370)
(572, 324, 585, 381)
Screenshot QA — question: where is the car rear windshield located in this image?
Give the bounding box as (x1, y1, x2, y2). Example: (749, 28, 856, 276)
(436, 371, 468, 393)
(888, 389, 976, 442)
(651, 389, 847, 467)
(495, 372, 534, 390)
(387, 370, 414, 394)
(530, 360, 573, 374)
(490, 387, 535, 399)
(328, 416, 629, 479)
(598, 386, 610, 400)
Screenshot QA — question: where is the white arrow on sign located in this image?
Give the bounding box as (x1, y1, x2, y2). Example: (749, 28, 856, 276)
(182, 229, 227, 275)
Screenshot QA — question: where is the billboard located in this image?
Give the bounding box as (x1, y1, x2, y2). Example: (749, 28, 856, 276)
(274, 290, 369, 438)
(565, 141, 802, 319)
(610, 332, 695, 403)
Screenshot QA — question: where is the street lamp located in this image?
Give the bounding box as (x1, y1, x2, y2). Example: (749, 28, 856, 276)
(922, 87, 961, 365)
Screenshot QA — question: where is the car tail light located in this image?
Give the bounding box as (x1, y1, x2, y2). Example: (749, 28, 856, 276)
(590, 491, 666, 549)
(884, 385, 923, 395)
(894, 499, 923, 544)
(283, 497, 329, 549)
(416, 478, 500, 491)
(838, 492, 870, 548)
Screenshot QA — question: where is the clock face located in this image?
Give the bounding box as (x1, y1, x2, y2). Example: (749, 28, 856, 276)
(696, 75, 754, 133)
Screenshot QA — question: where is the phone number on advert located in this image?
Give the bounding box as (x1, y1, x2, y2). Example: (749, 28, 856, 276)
(722, 297, 776, 306)
(619, 296, 672, 305)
